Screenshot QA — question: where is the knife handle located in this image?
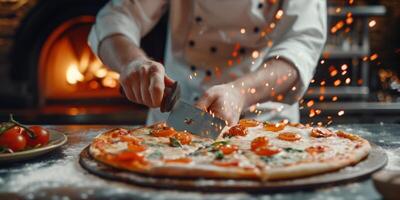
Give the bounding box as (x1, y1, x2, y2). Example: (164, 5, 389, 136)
(119, 80, 179, 112)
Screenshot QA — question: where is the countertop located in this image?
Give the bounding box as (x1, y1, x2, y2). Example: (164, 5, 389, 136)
(0, 124, 399, 200)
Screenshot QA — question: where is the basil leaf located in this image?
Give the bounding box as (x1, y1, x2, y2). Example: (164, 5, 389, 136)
(260, 156, 274, 163)
(148, 150, 163, 160)
(169, 137, 182, 148)
(283, 147, 303, 153)
(214, 150, 224, 160)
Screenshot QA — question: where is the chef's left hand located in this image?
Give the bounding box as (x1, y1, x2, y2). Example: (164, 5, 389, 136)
(195, 84, 245, 125)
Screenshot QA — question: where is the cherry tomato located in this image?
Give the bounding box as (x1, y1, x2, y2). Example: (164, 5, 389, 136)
(172, 132, 192, 145)
(223, 124, 248, 137)
(0, 126, 26, 151)
(263, 122, 285, 132)
(336, 130, 360, 141)
(120, 135, 142, 145)
(253, 146, 281, 156)
(212, 160, 239, 167)
(23, 126, 50, 147)
(219, 144, 239, 155)
(251, 136, 269, 151)
(310, 127, 334, 138)
(151, 127, 177, 137)
(277, 132, 302, 141)
(239, 119, 260, 128)
(305, 145, 328, 154)
(164, 157, 192, 164)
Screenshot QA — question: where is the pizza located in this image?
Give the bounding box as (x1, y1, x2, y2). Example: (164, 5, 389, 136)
(89, 119, 371, 181)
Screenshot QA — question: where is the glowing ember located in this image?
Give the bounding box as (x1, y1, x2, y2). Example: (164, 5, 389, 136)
(341, 64, 348, 71)
(251, 51, 260, 59)
(306, 100, 314, 107)
(370, 53, 378, 61)
(345, 78, 351, 84)
(240, 28, 246, 34)
(334, 79, 341, 86)
(368, 20, 376, 28)
(332, 96, 338, 101)
(338, 110, 345, 116)
(275, 10, 284, 19)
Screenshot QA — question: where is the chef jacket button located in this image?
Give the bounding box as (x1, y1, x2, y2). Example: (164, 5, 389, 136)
(210, 46, 217, 53)
(206, 69, 212, 76)
(195, 16, 202, 23)
(190, 65, 196, 71)
(239, 47, 246, 54)
(188, 40, 195, 47)
(254, 26, 260, 33)
(258, 3, 263, 9)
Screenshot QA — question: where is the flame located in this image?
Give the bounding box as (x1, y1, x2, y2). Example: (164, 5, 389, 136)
(66, 64, 84, 85)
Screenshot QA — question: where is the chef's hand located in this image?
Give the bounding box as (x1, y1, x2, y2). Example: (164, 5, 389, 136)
(119, 59, 175, 108)
(195, 84, 245, 125)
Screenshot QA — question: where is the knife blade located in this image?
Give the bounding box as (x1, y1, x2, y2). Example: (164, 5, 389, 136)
(161, 82, 226, 139)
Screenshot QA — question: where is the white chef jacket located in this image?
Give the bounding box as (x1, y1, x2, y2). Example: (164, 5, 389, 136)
(88, 0, 327, 125)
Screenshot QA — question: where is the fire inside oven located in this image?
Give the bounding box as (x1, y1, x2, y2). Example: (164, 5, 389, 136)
(38, 16, 120, 100)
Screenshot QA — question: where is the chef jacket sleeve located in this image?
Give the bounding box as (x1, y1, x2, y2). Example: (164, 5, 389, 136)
(265, 0, 327, 104)
(88, 0, 168, 56)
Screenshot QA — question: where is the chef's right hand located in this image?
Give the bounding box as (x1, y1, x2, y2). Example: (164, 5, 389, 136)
(119, 59, 175, 108)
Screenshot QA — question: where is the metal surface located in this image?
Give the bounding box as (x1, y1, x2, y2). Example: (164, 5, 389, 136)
(166, 100, 226, 139)
(164, 83, 226, 139)
(79, 144, 387, 192)
(1, 124, 400, 200)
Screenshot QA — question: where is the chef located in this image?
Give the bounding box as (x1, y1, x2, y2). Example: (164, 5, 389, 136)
(88, 0, 327, 125)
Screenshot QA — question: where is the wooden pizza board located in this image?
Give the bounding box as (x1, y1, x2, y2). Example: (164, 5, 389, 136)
(79, 145, 387, 192)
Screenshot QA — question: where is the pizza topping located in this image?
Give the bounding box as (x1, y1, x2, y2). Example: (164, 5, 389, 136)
(171, 132, 192, 145)
(254, 146, 282, 156)
(164, 157, 192, 164)
(223, 124, 248, 138)
(277, 132, 302, 141)
(151, 127, 177, 137)
(212, 160, 240, 167)
(305, 145, 328, 154)
(110, 128, 129, 138)
(127, 143, 146, 152)
(148, 150, 163, 160)
(214, 150, 224, 160)
(120, 135, 142, 144)
(239, 119, 260, 128)
(219, 144, 239, 155)
(263, 122, 285, 132)
(251, 136, 269, 151)
(114, 151, 147, 164)
(169, 137, 182, 147)
(310, 127, 334, 138)
(336, 130, 360, 141)
(288, 122, 305, 128)
(283, 147, 304, 153)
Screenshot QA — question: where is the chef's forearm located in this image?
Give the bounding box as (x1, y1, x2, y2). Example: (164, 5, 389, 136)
(98, 34, 148, 73)
(231, 58, 299, 109)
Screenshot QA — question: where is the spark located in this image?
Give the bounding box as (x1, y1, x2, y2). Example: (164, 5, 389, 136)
(306, 100, 314, 107)
(370, 53, 378, 61)
(320, 81, 326, 86)
(309, 109, 316, 118)
(240, 28, 246, 34)
(250, 88, 256, 94)
(332, 96, 338, 101)
(252, 51, 260, 59)
(320, 60, 325, 64)
(269, 22, 276, 29)
(275, 10, 284, 19)
(330, 69, 338, 77)
(341, 64, 348, 70)
(345, 78, 351, 84)
(338, 110, 345, 116)
(319, 95, 325, 101)
(291, 86, 296, 91)
(265, 82, 269, 87)
(368, 20, 376, 28)
(334, 79, 341, 86)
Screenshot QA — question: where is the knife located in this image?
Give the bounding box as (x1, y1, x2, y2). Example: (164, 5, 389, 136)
(160, 82, 226, 139)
